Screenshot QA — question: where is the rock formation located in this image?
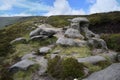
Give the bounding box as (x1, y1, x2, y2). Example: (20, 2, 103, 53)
(57, 17, 108, 52)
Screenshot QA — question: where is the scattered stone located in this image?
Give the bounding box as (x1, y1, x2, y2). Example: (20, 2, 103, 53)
(9, 59, 35, 71)
(77, 55, 106, 64)
(39, 47, 51, 54)
(84, 63, 120, 80)
(10, 37, 27, 44)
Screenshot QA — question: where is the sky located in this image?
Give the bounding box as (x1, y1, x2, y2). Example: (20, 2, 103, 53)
(0, 0, 120, 16)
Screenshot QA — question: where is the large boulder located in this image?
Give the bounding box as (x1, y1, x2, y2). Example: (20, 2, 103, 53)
(65, 28, 84, 39)
(10, 37, 27, 44)
(56, 37, 87, 47)
(30, 24, 57, 38)
(9, 59, 35, 71)
(87, 38, 108, 52)
(83, 63, 120, 80)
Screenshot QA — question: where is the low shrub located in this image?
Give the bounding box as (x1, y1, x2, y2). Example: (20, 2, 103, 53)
(101, 34, 120, 52)
(47, 56, 85, 80)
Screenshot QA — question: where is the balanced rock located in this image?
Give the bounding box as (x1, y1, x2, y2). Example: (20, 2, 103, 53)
(84, 63, 120, 80)
(10, 37, 27, 44)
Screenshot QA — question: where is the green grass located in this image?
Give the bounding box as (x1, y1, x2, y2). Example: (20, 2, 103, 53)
(51, 45, 92, 58)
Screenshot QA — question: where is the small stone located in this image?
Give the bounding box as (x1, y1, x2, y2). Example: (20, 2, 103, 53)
(39, 47, 51, 54)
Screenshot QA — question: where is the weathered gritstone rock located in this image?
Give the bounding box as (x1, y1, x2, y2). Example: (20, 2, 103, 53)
(10, 59, 35, 71)
(30, 24, 57, 38)
(56, 37, 87, 47)
(10, 37, 27, 44)
(83, 63, 120, 80)
(65, 28, 84, 39)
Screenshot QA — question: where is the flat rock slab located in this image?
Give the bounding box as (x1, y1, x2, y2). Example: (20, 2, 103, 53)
(10, 59, 35, 71)
(77, 55, 106, 64)
(83, 63, 120, 80)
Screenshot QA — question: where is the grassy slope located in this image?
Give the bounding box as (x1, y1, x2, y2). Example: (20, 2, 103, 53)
(0, 11, 120, 80)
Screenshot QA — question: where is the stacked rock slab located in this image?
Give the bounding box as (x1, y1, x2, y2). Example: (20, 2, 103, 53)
(56, 17, 87, 47)
(56, 17, 108, 52)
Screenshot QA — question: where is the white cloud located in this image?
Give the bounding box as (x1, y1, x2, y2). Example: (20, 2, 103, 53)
(89, 0, 120, 14)
(0, 13, 32, 17)
(44, 0, 85, 16)
(0, 0, 16, 10)
(0, 0, 51, 11)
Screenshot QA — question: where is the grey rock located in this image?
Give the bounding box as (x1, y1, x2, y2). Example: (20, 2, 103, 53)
(56, 37, 87, 47)
(30, 24, 57, 38)
(10, 59, 35, 71)
(56, 37, 76, 46)
(69, 17, 89, 30)
(65, 28, 84, 39)
(39, 47, 51, 54)
(84, 63, 120, 80)
(88, 38, 108, 51)
(77, 55, 106, 64)
(30, 27, 41, 37)
(10, 37, 27, 44)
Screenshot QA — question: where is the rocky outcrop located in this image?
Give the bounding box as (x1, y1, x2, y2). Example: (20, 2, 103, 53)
(83, 63, 120, 80)
(29, 24, 57, 41)
(10, 37, 27, 44)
